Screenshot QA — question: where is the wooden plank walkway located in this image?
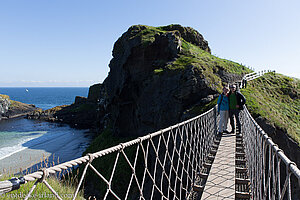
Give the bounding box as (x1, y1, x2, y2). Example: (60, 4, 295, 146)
(201, 133, 236, 199)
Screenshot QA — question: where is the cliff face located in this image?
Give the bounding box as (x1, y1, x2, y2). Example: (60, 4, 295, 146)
(0, 94, 37, 119)
(0, 95, 10, 119)
(92, 24, 251, 137)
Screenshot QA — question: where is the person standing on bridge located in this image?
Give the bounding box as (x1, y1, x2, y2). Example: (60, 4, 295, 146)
(228, 84, 246, 134)
(217, 85, 230, 136)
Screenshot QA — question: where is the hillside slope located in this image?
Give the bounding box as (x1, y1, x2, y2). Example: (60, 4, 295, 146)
(241, 73, 300, 171)
(242, 73, 299, 144)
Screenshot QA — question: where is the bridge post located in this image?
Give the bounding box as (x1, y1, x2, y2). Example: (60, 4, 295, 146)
(214, 106, 218, 135)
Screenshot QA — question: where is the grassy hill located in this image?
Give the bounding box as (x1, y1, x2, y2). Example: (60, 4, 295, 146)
(241, 73, 300, 144)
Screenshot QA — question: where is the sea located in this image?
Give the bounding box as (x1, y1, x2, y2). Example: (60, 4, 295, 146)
(0, 87, 92, 171)
(0, 87, 89, 110)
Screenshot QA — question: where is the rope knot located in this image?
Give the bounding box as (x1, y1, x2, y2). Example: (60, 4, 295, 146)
(276, 149, 283, 154)
(288, 161, 297, 170)
(138, 137, 142, 144)
(120, 143, 124, 150)
(39, 168, 49, 183)
(87, 153, 95, 163)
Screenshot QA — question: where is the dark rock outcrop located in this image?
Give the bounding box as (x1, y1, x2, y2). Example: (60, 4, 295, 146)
(93, 24, 249, 137)
(0, 96, 10, 119)
(27, 97, 99, 130)
(88, 83, 106, 102)
(27, 84, 107, 130)
(0, 94, 37, 119)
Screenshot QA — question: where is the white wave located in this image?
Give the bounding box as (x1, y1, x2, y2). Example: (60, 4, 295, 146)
(0, 131, 46, 161)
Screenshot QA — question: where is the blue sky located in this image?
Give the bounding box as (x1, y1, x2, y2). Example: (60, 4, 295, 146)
(0, 0, 299, 87)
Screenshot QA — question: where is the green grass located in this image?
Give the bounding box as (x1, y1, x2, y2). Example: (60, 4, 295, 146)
(242, 73, 300, 144)
(0, 176, 83, 199)
(128, 25, 165, 45)
(127, 25, 252, 90)
(178, 40, 252, 75)
(0, 165, 84, 199)
(135, 25, 252, 75)
(153, 68, 164, 74)
(169, 39, 251, 91)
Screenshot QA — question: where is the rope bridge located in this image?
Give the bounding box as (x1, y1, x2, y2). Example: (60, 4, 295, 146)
(0, 71, 299, 199)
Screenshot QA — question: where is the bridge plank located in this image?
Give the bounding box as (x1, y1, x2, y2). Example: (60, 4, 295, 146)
(201, 133, 236, 199)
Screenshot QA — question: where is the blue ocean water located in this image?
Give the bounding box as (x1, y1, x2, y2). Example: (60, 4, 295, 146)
(0, 87, 92, 171)
(0, 87, 89, 110)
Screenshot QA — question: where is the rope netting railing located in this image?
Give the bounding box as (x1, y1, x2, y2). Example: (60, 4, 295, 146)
(243, 70, 275, 81)
(240, 107, 300, 200)
(0, 106, 219, 199)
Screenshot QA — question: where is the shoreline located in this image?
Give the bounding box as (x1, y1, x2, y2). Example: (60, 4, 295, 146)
(0, 148, 52, 175)
(1, 112, 33, 120)
(0, 128, 92, 177)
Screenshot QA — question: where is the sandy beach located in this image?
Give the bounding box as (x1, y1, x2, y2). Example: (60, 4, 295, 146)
(0, 128, 92, 176)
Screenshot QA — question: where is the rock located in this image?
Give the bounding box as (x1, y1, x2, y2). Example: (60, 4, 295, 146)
(97, 24, 250, 137)
(88, 83, 105, 102)
(0, 94, 38, 119)
(0, 96, 10, 119)
(160, 24, 211, 53)
(75, 96, 87, 104)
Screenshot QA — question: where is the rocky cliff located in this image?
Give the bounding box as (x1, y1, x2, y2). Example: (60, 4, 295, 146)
(0, 95, 10, 119)
(27, 24, 251, 137)
(93, 24, 252, 137)
(0, 94, 37, 119)
(27, 95, 98, 130)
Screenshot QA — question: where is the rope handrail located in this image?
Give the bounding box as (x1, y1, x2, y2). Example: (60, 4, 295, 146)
(240, 107, 300, 199)
(239, 70, 300, 199)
